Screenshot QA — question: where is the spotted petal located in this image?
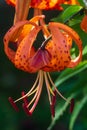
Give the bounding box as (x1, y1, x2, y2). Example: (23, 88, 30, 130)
(42, 22, 82, 71)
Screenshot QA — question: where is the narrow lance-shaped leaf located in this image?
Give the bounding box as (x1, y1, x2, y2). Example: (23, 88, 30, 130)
(47, 93, 77, 130)
(55, 61, 87, 88)
(69, 95, 87, 130)
(61, 5, 83, 23)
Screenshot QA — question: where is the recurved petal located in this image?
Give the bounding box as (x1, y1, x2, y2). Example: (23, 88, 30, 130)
(3, 15, 44, 65)
(14, 25, 41, 73)
(42, 23, 71, 72)
(49, 22, 82, 69)
(3, 20, 29, 63)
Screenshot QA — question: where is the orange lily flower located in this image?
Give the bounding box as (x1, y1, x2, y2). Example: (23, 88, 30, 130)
(4, 14, 82, 116)
(6, 0, 79, 10)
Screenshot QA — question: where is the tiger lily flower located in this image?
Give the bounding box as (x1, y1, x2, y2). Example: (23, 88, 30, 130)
(4, 13, 82, 116)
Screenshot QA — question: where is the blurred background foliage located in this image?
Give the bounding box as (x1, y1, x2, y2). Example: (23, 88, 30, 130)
(0, 0, 87, 130)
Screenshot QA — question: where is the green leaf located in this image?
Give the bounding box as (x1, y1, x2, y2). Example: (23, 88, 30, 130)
(61, 4, 71, 10)
(47, 92, 78, 130)
(62, 5, 82, 22)
(61, 5, 83, 23)
(52, 5, 83, 24)
(68, 19, 81, 26)
(78, 0, 85, 6)
(83, 45, 87, 55)
(55, 61, 87, 88)
(69, 95, 87, 130)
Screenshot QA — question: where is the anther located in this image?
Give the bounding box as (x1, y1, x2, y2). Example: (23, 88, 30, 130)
(70, 98, 74, 113)
(52, 90, 56, 105)
(50, 104, 55, 117)
(22, 103, 32, 116)
(8, 97, 19, 112)
(21, 91, 28, 106)
(50, 90, 56, 117)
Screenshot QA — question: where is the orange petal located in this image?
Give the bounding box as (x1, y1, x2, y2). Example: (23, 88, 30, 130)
(4, 21, 30, 63)
(31, 0, 79, 10)
(50, 22, 82, 68)
(14, 25, 41, 73)
(42, 22, 82, 71)
(63, 32, 72, 49)
(6, 0, 79, 10)
(80, 15, 87, 33)
(3, 15, 44, 63)
(43, 23, 71, 71)
(5, 0, 15, 6)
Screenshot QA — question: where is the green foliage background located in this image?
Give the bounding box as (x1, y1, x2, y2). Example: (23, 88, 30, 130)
(0, 0, 87, 130)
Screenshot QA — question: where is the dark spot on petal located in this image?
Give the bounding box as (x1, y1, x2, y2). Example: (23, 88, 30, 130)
(65, 45, 67, 47)
(63, 40, 66, 43)
(68, 56, 71, 60)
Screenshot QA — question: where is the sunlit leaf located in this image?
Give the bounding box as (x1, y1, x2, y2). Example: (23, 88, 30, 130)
(61, 5, 83, 23)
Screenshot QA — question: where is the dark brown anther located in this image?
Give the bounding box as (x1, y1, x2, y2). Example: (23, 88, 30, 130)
(52, 90, 56, 105)
(22, 103, 32, 116)
(70, 98, 74, 113)
(50, 104, 55, 117)
(8, 97, 19, 112)
(21, 91, 28, 106)
(50, 90, 56, 117)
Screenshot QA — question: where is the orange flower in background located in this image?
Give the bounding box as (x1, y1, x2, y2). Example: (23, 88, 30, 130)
(31, 0, 79, 10)
(80, 14, 87, 33)
(5, 0, 79, 10)
(80, 0, 87, 33)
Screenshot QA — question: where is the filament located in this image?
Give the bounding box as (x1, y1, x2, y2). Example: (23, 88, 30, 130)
(47, 72, 68, 102)
(14, 72, 40, 103)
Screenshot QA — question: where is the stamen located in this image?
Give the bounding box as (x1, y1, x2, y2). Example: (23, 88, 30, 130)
(21, 91, 28, 106)
(52, 90, 56, 105)
(14, 72, 39, 103)
(70, 98, 74, 113)
(22, 103, 32, 116)
(50, 104, 55, 117)
(47, 72, 68, 102)
(44, 72, 52, 104)
(8, 97, 19, 112)
(27, 87, 39, 107)
(50, 90, 56, 117)
(29, 71, 43, 113)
